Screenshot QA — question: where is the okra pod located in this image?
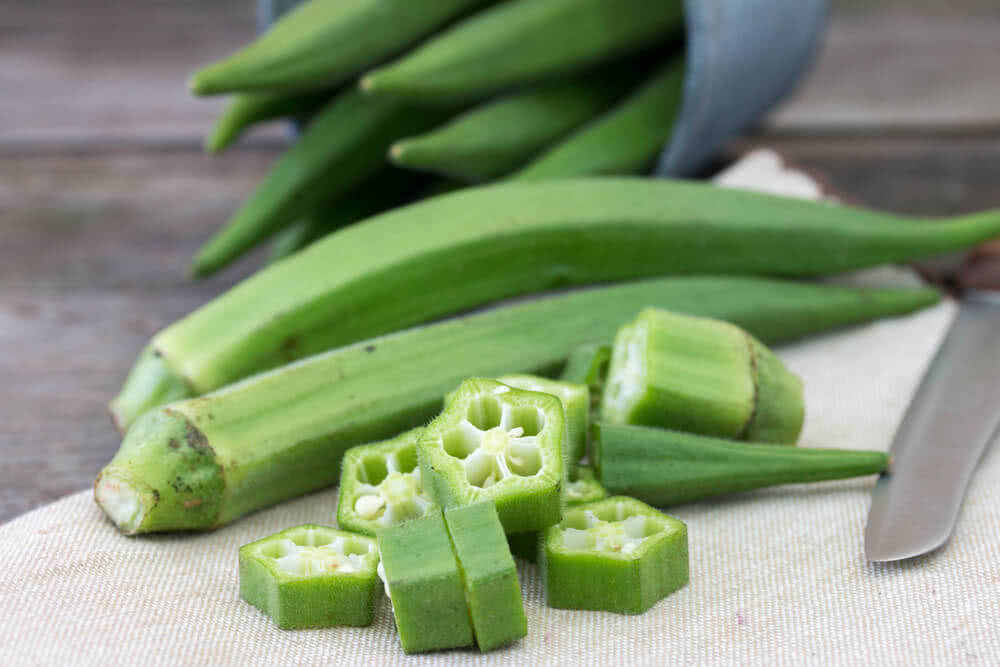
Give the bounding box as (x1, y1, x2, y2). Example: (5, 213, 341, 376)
(594, 423, 891, 506)
(111, 176, 983, 431)
(205, 88, 334, 154)
(97, 277, 939, 535)
(362, 0, 684, 103)
(190, 0, 491, 95)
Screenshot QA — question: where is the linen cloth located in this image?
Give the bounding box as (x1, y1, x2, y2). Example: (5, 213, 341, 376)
(1, 153, 996, 666)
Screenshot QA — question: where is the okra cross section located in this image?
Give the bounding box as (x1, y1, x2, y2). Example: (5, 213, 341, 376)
(419, 378, 565, 534)
(239, 524, 379, 629)
(541, 496, 688, 614)
(498, 374, 590, 466)
(564, 465, 608, 506)
(444, 502, 527, 651)
(376, 509, 474, 653)
(601, 308, 804, 444)
(337, 428, 436, 536)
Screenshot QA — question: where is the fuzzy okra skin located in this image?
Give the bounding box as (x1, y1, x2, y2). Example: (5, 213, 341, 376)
(191, 88, 446, 277)
(376, 509, 474, 653)
(513, 55, 684, 180)
(110, 176, 988, 431)
(601, 308, 805, 443)
(205, 88, 334, 154)
(337, 428, 436, 536)
(190, 0, 491, 95)
(239, 524, 380, 629)
(443, 502, 527, 651)
(362, 0, 684, 103)
(98, 277, 935, 534)
(389, 72, 634, 181)
(418, 379, 566, 534)
(594, 424, 891, 506)
(541, 496, 688, 614)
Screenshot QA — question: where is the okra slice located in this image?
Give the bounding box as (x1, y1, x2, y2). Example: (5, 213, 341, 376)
(419, 378, 565, 534)
(565, 465, 608, 506)
(601, 308, 804, 444)
(498, 374, 589, 466)
(239, 524, 379, 629)
(337, 428, 436, 536)
(444, 502, 527, 651)
(560, 343, 612, 407)
(376, 509, 474, 653)
(541, 496, 688, 614)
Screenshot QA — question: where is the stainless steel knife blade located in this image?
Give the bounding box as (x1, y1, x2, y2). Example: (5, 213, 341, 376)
(865, 289, 1000, 561)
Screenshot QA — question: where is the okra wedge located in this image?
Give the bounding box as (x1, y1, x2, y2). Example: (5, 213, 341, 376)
(110, 176, 991, 431)
(239, 524, 379, 629)
(513, 55, 684, 181)
(190, 0, 491, 95)
(96, 278, 939, 535)
(601, 308, 805, 444)
(418, 379, 566, 534)
(443, 502, 527, 651)
(498, 374, 589, 466)
(337, 428, 436, 536)
(362, 0, 684, 103)
(205, 88, 335, 154)
(377, 509, 474, 653)
(594, 424, 891, 506)
(541, 496, 688, 614)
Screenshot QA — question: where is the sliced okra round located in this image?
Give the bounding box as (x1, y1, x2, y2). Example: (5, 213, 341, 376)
(239, 524, 379, 629)
(601, 308, 804, 444)
(376, 508, 474, 653)
(541, 496, 688, 615)
(337, 427, 436, 536)
(564, 464, 608, 506)
(418, 378, 565, 534)
(497, 373, 589, 467)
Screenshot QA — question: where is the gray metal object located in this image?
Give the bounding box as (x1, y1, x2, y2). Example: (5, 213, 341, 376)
(865, 290, 1000, 561)
(259, 0, 828, 177)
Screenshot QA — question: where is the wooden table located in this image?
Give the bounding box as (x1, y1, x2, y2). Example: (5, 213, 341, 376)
(3, 0, 999, 523)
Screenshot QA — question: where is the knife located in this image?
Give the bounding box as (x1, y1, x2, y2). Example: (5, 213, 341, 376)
(865, 289, 1000, 561)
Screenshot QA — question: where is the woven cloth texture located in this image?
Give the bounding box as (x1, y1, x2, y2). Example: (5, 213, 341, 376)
(1, 152, 997, 666)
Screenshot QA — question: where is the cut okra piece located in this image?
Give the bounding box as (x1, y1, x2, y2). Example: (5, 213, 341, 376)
(377, 509, 474, 653)
(239, 524, 379, 629)
(560, 343, 612, 410)
(444, 502, 527, 651)
(601, 308, 804, 444)
(565, 465, 608, 506)
(419, 378, 565, 534)
(541, 496, 688, 615)
(498, 374, 589, 466)
(337, 427, 436, 536)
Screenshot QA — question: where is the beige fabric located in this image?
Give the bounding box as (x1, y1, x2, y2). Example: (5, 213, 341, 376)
(3, 153, 997, 666)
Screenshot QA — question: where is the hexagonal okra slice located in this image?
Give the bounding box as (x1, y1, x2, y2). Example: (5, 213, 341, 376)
(239, 524, 379, 629)
(418, 378, 565, 534)
(444, 501, 527, 651)
(337, 427, 436, 536)
(497, 374, 589, 465)
(376, 508, 474, 653)
(541, 496, 688, 614)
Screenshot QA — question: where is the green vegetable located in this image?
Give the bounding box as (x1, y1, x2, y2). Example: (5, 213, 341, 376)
(560, 343, 612, 420)
(389, 72, 633, 181)
(443, 502, 527, 651)
(540, 496, 688, 614)
(362, 0, 684, 103)
(337, 428, 436, 536)
(418, 378, 565, 534)
(205, 89, 334, 154)
(594, 424, 891, 506)
(97, 277, 937, 535)
(565, 465, 608, 505)
(513, 55, 684, 180)
(239, 524, 380, 628)
(376, 509, 474, 653)
(267, 169, 424, 263)
(498, 374, 589, 466)
(505, 531, 539, 563)
(190, 0, 490, 95)
(602, 308, 804, 444)
(110, 176, 985, 431)
(192, 88, 445, 276)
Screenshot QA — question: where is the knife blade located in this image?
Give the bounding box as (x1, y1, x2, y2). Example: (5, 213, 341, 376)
(865, 289, 1000, 561)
